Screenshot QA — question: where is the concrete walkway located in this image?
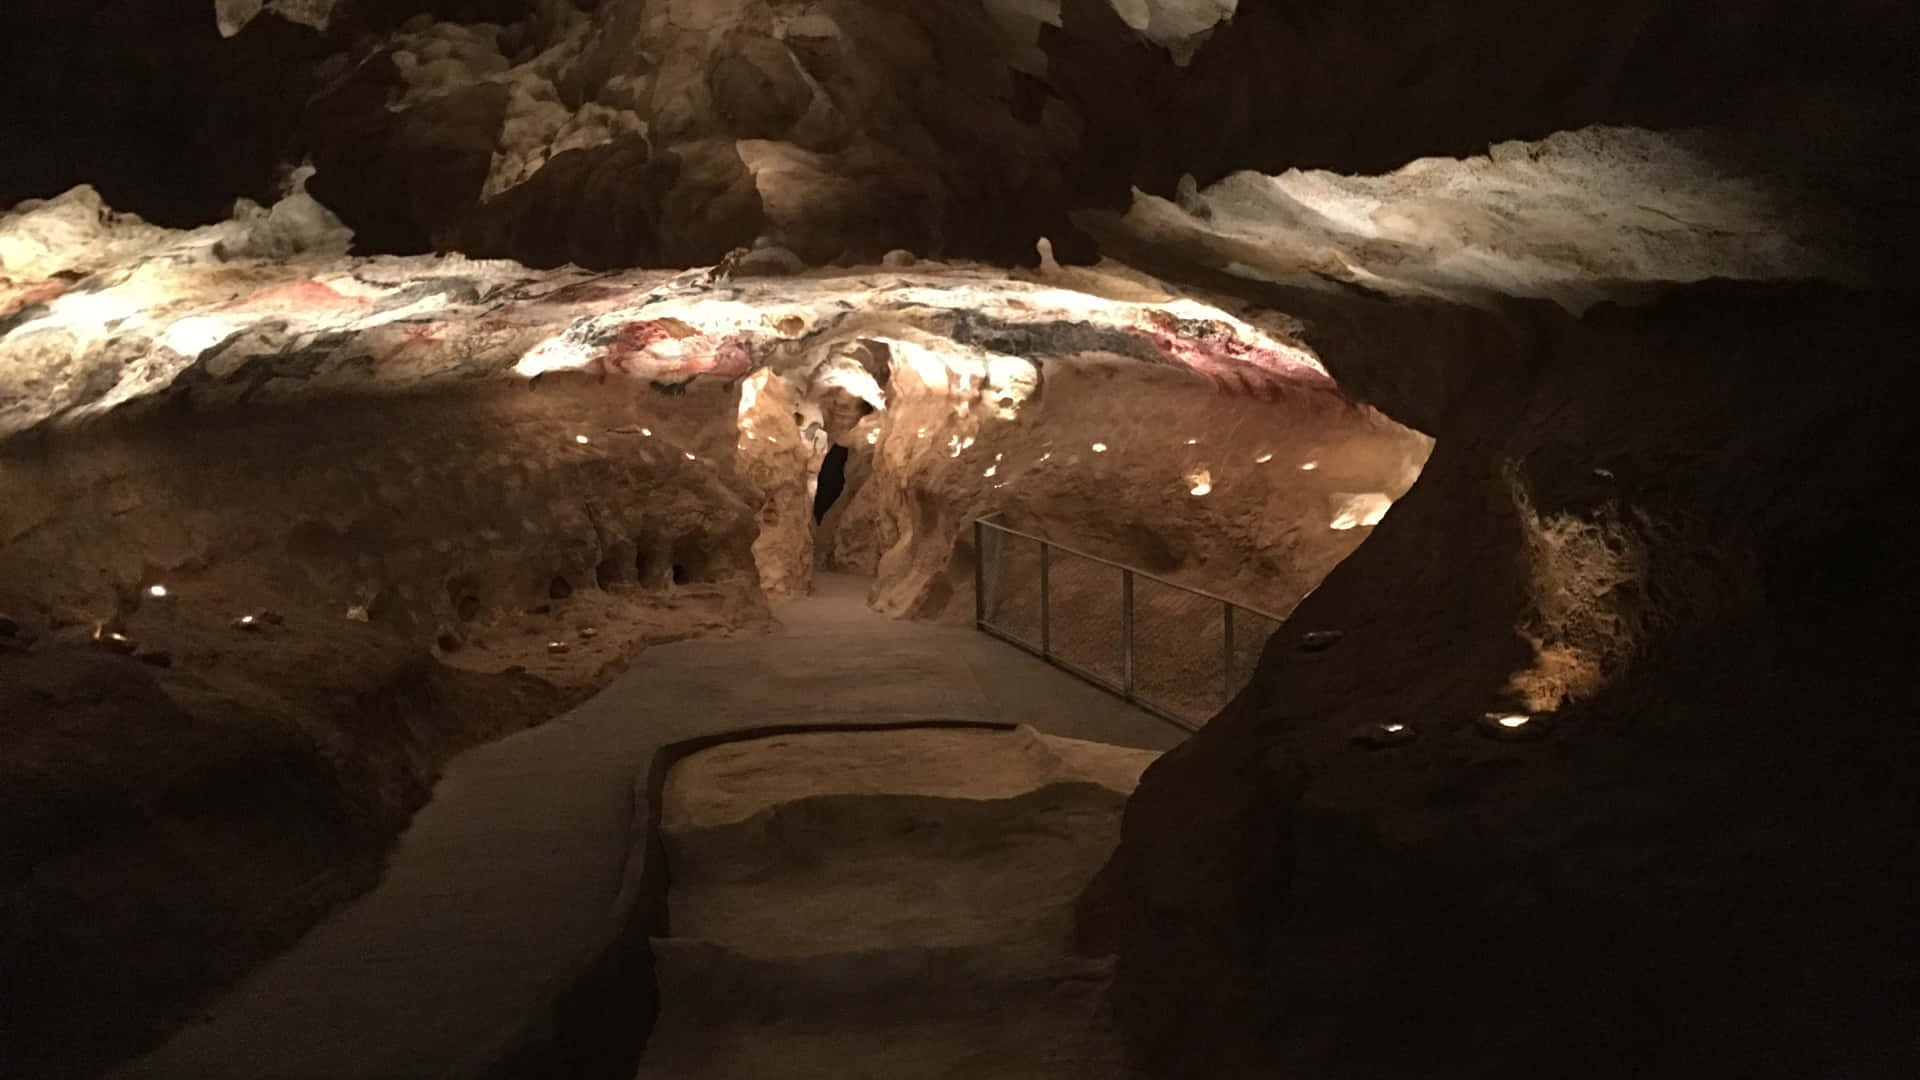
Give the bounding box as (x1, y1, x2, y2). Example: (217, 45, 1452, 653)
(117, 575, 1178, 1079)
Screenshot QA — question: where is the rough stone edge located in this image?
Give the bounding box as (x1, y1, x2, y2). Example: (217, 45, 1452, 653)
(466, 716, 1018, 1080)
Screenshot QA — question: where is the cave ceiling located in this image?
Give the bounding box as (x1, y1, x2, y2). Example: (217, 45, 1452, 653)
(3, 1, 1912, 278)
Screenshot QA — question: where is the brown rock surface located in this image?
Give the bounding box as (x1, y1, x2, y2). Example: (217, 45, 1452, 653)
(1079, 276, 1920, 1077)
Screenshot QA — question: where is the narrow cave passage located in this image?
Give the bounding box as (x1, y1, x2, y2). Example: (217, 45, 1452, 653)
(812, 443, 849, 524)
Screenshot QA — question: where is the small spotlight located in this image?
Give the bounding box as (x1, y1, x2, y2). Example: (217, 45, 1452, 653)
(147, 584, 169, 599)
(866, 430, 879, 445)
(684, 451, 697, 461)
(641, 427, 653, 437)
(1354, 721, 1417, 748)
(982, 465, 997, 477)
(1298, 630, 1344, 652)
(1186, 438, 1199, 445)
(1091, 442, 1108, 453)
(574, 434, 590, 445)
(92, 626, 137, 654)
(1255, 452, 1274, 464)
(1301, 461, 1319, 471)
(1476, 711, 1548, 741)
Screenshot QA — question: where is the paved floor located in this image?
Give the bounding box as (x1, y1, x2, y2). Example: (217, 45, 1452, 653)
(117, 574, 1178, 1079)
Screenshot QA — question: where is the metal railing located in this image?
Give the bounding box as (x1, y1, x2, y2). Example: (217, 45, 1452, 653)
(972, 514, 1288, 731)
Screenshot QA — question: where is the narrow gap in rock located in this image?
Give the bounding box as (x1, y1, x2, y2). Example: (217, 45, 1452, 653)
(813, 443, 849, 524)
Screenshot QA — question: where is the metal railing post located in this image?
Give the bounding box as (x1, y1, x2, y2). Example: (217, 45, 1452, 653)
(1038, 542, 1051, 658)
(966, 515, 1286, 735)
(973, 518, 986, 629)
(1222, 602, 1236, 706)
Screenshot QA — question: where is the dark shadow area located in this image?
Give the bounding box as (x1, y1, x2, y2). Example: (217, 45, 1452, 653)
(813, 444, 849, 524)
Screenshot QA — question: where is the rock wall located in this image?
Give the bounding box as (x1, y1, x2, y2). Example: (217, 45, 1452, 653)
(1079, 277, 1920, 1077)
(827, 346, 1427, 623)
(0, 194, 780, 1075)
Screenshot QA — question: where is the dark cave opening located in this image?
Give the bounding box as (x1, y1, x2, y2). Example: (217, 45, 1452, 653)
(813, 444, 849, 525)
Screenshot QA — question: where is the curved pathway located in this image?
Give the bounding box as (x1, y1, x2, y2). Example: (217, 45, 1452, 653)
(117, 575, 1176, 1079)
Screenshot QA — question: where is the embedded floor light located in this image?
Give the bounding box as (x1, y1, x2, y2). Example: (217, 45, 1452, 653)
(1298, 629, 1344, 652)
(1354, 721, 1418, 748)
(147, 584, 168, 599)
(641, 427, 653, 437)
(1255, 452, 1274, 463)
(574, 434, 590, 445)
(1477, 711, 1549, 741)
(1091, 442, 1108, 453)
(92, 626, 137, 654)
(1301, 461, 1319, 470)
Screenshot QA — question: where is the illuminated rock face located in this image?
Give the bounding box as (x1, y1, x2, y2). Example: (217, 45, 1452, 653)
(1093, 126, 1869, 312)
(0, 189, 1431, 626)
(0, 183, 1436, 1070)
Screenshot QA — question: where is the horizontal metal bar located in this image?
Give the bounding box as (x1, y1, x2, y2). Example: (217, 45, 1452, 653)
(977, 619, 1043, 655)
(975, 513, 1290, 623)
(976, 622, 1197, 734)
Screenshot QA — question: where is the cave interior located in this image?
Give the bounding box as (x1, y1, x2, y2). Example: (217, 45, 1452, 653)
(1, 2, 1916, 1078)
